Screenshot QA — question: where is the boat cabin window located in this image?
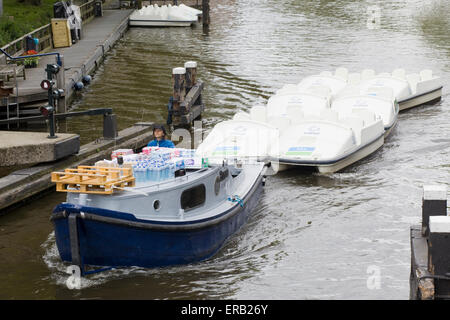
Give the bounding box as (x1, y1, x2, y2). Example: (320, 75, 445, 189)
(180, 184, 206, 211)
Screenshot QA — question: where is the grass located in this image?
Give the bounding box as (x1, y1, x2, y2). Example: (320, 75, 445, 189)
(0, 0, 56, 47)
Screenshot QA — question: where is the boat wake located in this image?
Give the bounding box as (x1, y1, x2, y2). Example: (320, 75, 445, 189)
(41, 232, 156, 289)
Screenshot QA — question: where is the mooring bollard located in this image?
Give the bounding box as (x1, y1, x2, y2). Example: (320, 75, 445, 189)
(428, 215, 450, 297)
(103, 113, 118, 139)
(202, 0, 210, 28)
(184, 61, 197, 91)
(422, 185, 448, 237)
(172, 67, 186, 123)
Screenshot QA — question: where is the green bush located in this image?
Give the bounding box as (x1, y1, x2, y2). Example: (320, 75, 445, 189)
(0, 0, 55, 47)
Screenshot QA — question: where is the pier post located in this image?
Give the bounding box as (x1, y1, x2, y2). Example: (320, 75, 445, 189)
(428, 216, 450, 298)
(172, 67, 186, 125)
(422, 185, 447, 237)
(202, 0, 210, 28)
(103, 113, 118, 139)
(56, 54, 67, 113)
(184, 61, 197, 91)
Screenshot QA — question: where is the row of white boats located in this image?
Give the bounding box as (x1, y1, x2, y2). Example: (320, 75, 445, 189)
(129, 4, 202, 27)
(196, 67, 443, 173)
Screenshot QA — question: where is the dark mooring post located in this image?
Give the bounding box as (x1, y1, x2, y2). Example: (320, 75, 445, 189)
(422, 185, 447, 237)
(172, 67, 186, 125)
(202, 0, 210, 28)
(428, 215, 450, 298)
(184, 61, 197, 91)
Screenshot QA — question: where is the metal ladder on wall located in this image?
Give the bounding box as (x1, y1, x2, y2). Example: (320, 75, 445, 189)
(1, 65, 20, 130)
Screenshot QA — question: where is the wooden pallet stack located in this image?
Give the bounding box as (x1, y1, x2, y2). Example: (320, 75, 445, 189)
(51, 165, 135, 194)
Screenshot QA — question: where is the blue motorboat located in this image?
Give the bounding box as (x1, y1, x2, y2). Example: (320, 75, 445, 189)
(50, 161, 266, 273)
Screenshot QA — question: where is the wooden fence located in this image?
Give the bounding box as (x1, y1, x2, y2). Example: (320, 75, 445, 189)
(79, 0, 96, 25)
(0, 23, 53, 61)
(0, 1, 98, 62)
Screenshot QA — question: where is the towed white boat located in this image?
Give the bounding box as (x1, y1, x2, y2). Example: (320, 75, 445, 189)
(129, 4, 201, 27)
(331, 67, 443, 111)
(197, 103, 385, 173)
(197, 67, 442, 173)
(332, 89, 399, 137)
(196, 115, 279, 166)
(271, 109, 385, 173)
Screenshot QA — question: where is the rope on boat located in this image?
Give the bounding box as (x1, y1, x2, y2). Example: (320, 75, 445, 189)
(227, 195, 244, 207)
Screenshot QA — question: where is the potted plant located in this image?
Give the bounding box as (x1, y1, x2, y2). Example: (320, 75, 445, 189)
(21, 50, 40, 68)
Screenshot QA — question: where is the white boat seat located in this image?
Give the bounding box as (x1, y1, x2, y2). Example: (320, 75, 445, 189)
(320, 71, 333, 77)
(286, 106, 304, 124)
(268, 116, 291, 129)
(334, 86, 361, 99)
(406, 73, 421, 93)
(335, 67, 349, 80)
(250, 105, 267, 123)
(320, 109, 339, 122)
(302, 113, 321, 121)
(348, 73, 361, 85)
(352, 108, 377, 126)
(276, 84, 299, 95)
(365, 86, 394, 100)
(340, 116, 364, 144)
(303, 85, 332, 98)
(233, 112, 251, 121)
(361, 69, 376, 80)
(378, 72, 391, 78)
(392, 68, 406, 80)
(420, 69, 433, 81)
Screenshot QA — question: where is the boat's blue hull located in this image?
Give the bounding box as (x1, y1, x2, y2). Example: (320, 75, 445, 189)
(51, 175, 263, 269)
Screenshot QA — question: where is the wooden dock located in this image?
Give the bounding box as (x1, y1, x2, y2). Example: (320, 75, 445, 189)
(0, 122, 154, 213)
(0, 8, 133, 113)
(0, 131, 80, 166)
(410, 185, 450, 300)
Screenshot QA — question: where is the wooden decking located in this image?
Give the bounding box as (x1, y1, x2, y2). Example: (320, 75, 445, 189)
(0, 9, 133, 110)
(52, 166, 135, 194)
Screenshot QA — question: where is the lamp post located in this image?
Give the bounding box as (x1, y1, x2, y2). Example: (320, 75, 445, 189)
(40, 64, 63, 139)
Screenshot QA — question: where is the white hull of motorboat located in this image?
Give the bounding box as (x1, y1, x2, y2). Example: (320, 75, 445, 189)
(129, 19, 195, 27)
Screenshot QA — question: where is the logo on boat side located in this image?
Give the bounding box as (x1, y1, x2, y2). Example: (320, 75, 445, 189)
(286, 146, 315, 156)
(288, 96, 303, 104)
(304, 126, 320, 135)
(233, 126, 247, 136)
(354, 99, 368, 107)
(367, 5, 381, 30)
(212, 146, 240, 156)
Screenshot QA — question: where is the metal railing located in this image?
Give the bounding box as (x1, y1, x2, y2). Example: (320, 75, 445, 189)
(0, 1, 98, 63)
(0, 23, 53, 62)
(0, 48, 62, 66)
(79, 0, 96, 25)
